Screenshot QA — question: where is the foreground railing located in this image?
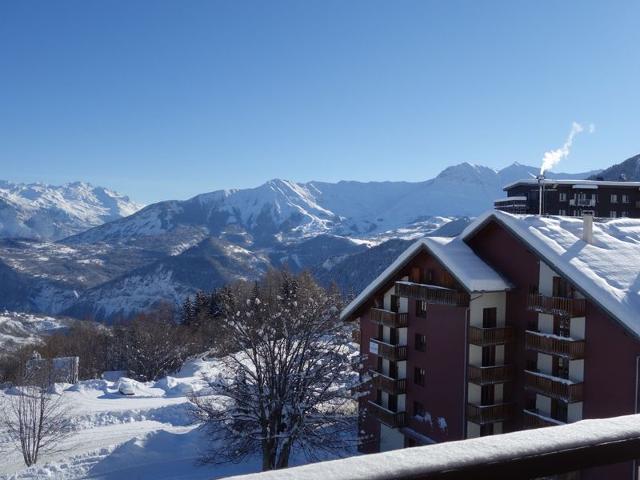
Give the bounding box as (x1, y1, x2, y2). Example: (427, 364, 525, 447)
(228, 414, 640, 480)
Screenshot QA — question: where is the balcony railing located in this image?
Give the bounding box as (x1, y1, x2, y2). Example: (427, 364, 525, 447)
(523, 409, 566, 429)
(395, 281, 470, 307)
(366, 400, 406, 428)
(369, 338, 407, 361)
(466, 402, 514, 425)
(369, 308, 409, 328)
(468, 325, 514, 346)
(527, 294, 586, 317)
(525, 330, 585, 359)
(467, 364, 514, 385)
(569, 198, 596, 207)
(369, 370, 406, 395)
(525, 370, 584, 403)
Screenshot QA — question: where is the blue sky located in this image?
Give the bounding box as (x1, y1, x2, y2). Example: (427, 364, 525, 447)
(1, 1, 639, 203)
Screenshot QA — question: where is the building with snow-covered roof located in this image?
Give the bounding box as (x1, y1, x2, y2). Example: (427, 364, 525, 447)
(495, 178, 640, 218)
(341, 210, 640, 479)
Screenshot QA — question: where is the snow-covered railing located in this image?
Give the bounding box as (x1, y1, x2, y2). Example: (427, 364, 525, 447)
(369, 369, 406, 395)
(524, 370, 583, 403)
(226, 414, 640, 480)
(395, 281, 470, 307)
(527, 293, 586, 318)
(525, 330, 585, 359)
(369, 308, 409, 328)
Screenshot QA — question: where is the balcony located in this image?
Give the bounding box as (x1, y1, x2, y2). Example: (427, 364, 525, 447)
(569, 198, 596, 207)
(527, 294, 586, 317)
(395, 281, 470, 307)
(524, 370, 583, 403)
(468, 325, 514, 346)
(467, 364, 514, 385)
(367, 400, 406, 428)
(369, 338, 407, 361)
(369, 370, 406, 395)
(466, 402, 514, 425)
(525, 330, 585, 359)
(369, 308, 409, 328)
(523, 409, 566, 429)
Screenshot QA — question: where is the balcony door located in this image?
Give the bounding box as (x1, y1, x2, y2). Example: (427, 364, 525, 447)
(483, 307, 497, 328)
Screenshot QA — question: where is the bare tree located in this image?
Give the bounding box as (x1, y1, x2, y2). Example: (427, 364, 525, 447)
(1, 382, 72, 467)
(190, 271, 359, 471)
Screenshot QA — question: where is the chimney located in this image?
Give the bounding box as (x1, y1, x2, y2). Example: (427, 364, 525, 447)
(582, 213, 594, 244)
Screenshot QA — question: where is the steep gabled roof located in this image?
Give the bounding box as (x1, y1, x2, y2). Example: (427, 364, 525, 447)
(340, 236, 512, 321)
(463, 211, 640, 338)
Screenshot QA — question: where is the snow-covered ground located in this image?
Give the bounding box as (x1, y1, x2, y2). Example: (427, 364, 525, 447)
(0, 358, 355, 480)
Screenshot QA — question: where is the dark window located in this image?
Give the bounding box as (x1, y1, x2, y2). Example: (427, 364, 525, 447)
(390, 295, 399, 313)
(414, 367, 426, 386)
(482, 308, 497, 328)
(551, 399, 568, 422)
(415, 333, 427, 352)
(552, 276, 572, 298)
(480, 385, 495, 405)
(388, 394, 398, 412)
(415, 300, 427, 318)
(389, 327, 398, 345)
(480, 423, 494, 437)
(389, 361, 398, 379)
(482, 346, 496, 367)
(553, 356, 570, 380)
(413, 401, 425, 417)
(410, 267, 421, 283)
(555, 316, 571, 338)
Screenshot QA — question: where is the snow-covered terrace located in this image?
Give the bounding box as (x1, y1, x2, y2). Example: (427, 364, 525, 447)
(227, 414, 640, 480)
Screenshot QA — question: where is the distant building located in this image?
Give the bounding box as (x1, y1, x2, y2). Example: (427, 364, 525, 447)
(342, 210, 640, 479)
(495, 179, 640, 217)
(26, 352, 79, 384)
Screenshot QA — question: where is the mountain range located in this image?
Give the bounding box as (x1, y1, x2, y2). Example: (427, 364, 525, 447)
(0, 161, 604, 321)
(0, 181, 142, 240)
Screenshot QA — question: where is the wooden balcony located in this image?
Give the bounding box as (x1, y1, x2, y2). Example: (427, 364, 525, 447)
(369, 308, 409, 328)
(468, 325, 514, 346)
(395, 281, 470, 307)
(523, 409, 566, 429)
(369, 338, 407, 361)
(466, 402, 514, 425)
(524, 370, 584, 403)
(525, 330, 585, 360)
(366, 400, 406, 428)
(527, 294, 586, 317)
(369, 370, 406, 395)
(467, 364, 514, 385)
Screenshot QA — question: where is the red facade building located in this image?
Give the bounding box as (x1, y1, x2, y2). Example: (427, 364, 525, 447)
(341, 211, 640, 479)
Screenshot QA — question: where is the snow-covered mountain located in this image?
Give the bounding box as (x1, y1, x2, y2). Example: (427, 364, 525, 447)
(0, 181, 143, 240)
(0, 162, 599, 321)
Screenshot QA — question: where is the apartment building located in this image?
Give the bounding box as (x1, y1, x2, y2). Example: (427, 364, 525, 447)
(341, 210, 640, 479)
(494, 179, 640, 218)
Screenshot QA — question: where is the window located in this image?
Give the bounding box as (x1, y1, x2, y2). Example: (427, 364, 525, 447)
(551, 399, 568, 423)
(559, 192, 567, 202)
(413, 401, 425, 417)
(559, 209, 566, 216)
(611, 211, 618, 218)
(480, 424, 494, 437)
(553, 356, 570, 379)
(415, 333, 426, 352)
(414, 367, 426, 386)
(390, 295, 399, 313)
(482, 307, 497, 328)
(611, 194, 618, 204)
(482, 346, 496, 366)
(622, 194, 630, 204)
(415, 300, 427, 318)
(555, 316, 571, 338)
(480, 385, 495, 405)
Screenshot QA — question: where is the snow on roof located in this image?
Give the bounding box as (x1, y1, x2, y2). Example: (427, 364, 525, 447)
(504, 178, 640, 190)
(494, 196, 527, 203)
(226, 413, 640, 480)
(463, 210, 640, 337)
(340, 236, 512, 321)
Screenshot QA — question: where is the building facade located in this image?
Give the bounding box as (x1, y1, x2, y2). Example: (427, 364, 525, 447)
(342, 211, 640, 479)
(494, 179, 640, 218)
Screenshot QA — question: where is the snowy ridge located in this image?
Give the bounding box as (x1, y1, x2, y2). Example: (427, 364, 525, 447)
(0, 181, 142, 240)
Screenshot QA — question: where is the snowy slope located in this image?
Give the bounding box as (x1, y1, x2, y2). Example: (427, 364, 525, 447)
(0, 181, 142, 240)
(0, 358, 356, 480)
(0, 311, 72, 352)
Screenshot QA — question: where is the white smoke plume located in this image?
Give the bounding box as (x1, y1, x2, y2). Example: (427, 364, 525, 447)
(540, 122, 590, 175)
